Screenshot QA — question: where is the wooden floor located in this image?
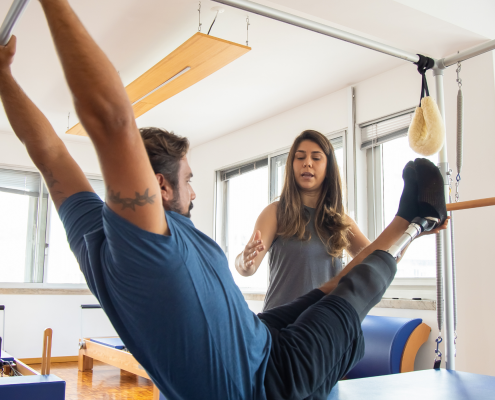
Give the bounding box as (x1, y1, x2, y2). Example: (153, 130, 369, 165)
(30, 361, 154, 400)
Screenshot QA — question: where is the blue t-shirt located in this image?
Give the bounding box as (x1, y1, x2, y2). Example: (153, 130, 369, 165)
(59, 192, 271, 400)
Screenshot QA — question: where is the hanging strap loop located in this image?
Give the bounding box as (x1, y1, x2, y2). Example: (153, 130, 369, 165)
(414, 54, 435, 106)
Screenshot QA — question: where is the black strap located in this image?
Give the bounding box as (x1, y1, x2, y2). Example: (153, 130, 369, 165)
(414, 54, 434, 106)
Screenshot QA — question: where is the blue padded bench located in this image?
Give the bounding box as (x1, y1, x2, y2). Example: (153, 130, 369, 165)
(347, 315, 431, 379)
(327, 369, 495, 399)
(0, 351, 65, 400)
(0, 374, 65, 400)
(90, 337, 126, 350)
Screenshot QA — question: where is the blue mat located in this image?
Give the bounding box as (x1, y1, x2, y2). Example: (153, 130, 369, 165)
(0, 350, 15, 362)
(89, 337, 126, 350)
(328, 369, 495, 400)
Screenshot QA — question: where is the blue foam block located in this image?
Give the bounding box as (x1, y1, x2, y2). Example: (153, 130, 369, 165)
(328, 369, 495, 400)
(0, 374, 65, 400)
(346, 315, 422, 379)
(90, 337, 126, 350)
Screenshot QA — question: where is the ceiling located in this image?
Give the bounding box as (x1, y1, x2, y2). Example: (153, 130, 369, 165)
(0, 0, 493, 147)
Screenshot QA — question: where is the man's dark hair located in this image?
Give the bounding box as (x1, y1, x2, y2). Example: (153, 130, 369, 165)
(140, 127, 190, 190)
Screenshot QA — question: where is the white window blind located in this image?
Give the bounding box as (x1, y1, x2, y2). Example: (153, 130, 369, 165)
(221, 158, 268, 182)
(360, 109, 414, 150)
(0, 168, 41, 197)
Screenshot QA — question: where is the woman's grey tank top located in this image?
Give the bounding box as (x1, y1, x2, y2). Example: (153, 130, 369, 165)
(263, 206, 343, 311)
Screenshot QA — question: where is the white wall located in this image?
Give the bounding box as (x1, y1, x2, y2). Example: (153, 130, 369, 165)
(442, 52, 495, 376)
(0, 132, 101, 175)
(190, 54, 495, 377)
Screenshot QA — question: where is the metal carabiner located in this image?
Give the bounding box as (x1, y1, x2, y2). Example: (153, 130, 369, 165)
(456, 61, 462, 89)
(435, 335, 443, 357)
(433, 335, 443, 368)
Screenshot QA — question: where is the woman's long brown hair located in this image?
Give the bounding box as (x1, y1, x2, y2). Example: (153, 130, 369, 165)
(277, 130, 350, 257)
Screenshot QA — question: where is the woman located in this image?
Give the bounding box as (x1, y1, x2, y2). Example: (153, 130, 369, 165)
(235, 130, 370, 310)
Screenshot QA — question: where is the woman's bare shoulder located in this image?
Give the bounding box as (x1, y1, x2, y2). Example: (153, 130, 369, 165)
(258, 201, 278, 222)
(265, 201, 279, 215)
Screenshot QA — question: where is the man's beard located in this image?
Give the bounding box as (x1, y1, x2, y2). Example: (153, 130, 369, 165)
(169, 191, 194, 218)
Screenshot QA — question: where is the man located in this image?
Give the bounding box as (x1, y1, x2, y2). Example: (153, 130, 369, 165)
(0, 1, 447, 399)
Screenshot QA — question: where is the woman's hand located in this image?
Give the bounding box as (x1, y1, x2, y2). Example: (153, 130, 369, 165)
(237, 230, 265, 275)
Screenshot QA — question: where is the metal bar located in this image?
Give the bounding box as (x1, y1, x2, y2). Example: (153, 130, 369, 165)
(0, 0, 31, 46)
(212, 0, 420, 63)
(439, 38, 495, 69)
(434, 69, 456, 370)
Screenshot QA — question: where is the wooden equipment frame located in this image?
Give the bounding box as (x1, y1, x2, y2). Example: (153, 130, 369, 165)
(78, 337, 160, 400)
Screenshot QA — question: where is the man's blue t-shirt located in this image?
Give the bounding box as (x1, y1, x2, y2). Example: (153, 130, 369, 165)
(59, 192, 271, 400)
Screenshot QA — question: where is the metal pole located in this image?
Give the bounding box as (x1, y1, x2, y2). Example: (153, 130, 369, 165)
(212, 0, 420, 63)
(0, 0, 31, 46)
(439, 38, 495, 68)
(433, 68, 456, 370)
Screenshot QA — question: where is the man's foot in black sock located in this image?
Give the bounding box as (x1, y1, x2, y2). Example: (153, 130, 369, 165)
(413, 158, 447, 225)
(396, 161, 419, 222)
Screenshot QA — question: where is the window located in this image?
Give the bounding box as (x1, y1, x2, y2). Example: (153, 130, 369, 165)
(216, 131, 347, 292)
(216, 159, 270, 292)
(364, 110, 437, 278)
(45, 179, 106, 284)
(0, 168, 46, 283)
(0, 166, 105, 285)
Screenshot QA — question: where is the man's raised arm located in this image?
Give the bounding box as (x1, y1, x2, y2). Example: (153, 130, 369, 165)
(39, 0, 168, 235)
(0, 35, 93, 209)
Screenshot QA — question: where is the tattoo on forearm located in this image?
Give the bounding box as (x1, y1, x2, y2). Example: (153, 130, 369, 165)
(39, 164, 60, 189)
(108, 188, 156, 211)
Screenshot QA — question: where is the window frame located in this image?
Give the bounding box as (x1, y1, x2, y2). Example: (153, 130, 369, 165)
(214, 129, 348, 293)
(42, 173, 104, 286)
(0, 163, 103, 289)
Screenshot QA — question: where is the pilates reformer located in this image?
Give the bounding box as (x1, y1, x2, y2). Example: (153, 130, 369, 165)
(79, 304, 161, 400)
(78, 336, 161, 400)
(0, 329, 66, 399)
